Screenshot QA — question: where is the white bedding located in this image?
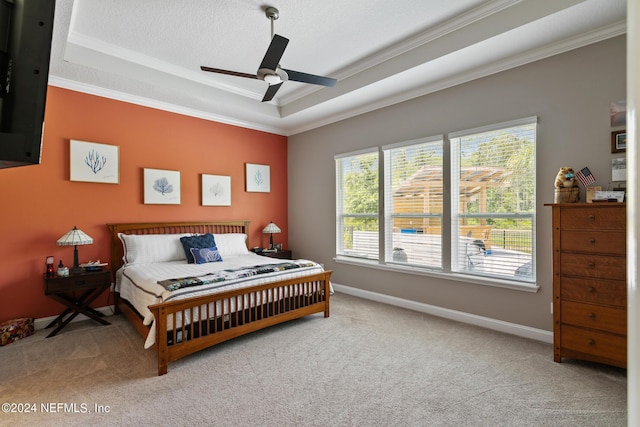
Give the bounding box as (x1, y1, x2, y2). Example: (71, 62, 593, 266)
(116, 253, 328, 348)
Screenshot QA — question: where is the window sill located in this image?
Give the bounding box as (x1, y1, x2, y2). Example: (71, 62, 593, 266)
(333, 256, 539, 293)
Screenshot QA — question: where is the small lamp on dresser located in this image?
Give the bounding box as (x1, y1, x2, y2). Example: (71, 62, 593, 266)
(56, 226, 93, 273)
(262, 221, 281, 250)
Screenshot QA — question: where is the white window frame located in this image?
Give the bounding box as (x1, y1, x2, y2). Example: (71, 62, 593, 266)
(334, 117, 538, 292)
(335, 148, 380, 261)
(383, 136, 444, 269)
(449, 117, 537, 283)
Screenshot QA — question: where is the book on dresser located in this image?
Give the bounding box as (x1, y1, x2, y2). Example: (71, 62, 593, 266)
(546, 203, 626, 368)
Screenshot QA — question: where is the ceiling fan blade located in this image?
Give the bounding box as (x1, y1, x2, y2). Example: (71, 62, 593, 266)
(200, 66, 258, 80)
(262, 82, 283, 102)
(282, 68, 336, 87)
(259, 34, 289, 71)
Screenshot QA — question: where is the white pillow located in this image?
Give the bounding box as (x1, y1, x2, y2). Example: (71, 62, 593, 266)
(213, 233, 249, 257)
(118, 233, 191, 266)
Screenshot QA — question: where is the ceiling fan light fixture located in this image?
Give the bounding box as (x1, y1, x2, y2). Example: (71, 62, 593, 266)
(263, 74, 282, 85)
(258, 67, 288, 86)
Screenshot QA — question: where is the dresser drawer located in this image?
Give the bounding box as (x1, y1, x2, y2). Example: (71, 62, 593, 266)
(560, 325, 626, 365)
(561, 300, 626, 335)
(561, 277, 626, 307)
(560, 206, 625, 230)
(560, 230, 625, 255)
(560, 253, 626, 281)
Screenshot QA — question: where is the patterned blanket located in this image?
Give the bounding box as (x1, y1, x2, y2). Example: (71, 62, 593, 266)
(157, 261, 316, 291)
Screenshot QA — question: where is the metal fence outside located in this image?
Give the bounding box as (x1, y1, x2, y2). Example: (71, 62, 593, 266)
(488, 229, 533, 254)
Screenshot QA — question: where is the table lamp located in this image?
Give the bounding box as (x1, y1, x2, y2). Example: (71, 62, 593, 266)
(56, 226, 93, 273)
(262, 221, 281, 250)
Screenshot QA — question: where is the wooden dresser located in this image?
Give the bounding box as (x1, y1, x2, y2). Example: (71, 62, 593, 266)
(547, 203, 626, 368)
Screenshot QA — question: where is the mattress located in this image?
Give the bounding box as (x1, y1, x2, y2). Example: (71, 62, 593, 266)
(116, 253, 327, 348)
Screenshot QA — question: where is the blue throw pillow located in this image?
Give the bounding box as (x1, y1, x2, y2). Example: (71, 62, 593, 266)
(190, 247, 223, 264)
(180, 234, 217, 263)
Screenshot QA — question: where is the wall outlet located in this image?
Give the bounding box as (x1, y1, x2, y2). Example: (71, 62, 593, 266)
(550, 302, 553, 314)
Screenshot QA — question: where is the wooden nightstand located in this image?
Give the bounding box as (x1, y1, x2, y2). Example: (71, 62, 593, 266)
(260, 249, 292, 260)
(43, 269, 112, 338)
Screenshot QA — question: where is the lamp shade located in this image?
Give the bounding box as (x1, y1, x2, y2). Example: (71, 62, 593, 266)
(56, 226, 93, 273)
(262, 222, 281, 234)
(262, 222, 281, 250)
(56, 226, 93, 246)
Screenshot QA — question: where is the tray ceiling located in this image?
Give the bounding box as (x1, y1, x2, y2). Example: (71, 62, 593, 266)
(49, 0, 626, 135)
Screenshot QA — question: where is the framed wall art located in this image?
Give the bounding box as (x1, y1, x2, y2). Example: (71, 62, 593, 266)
(202, 174, 231, 206)
(143, 168, 181, 204)
(70, 139, 119, 184)
(612, 157, 627, 182)
(611, 130, 626, 153)
(610, 100, 626, 126)
(245, 163, 270, 193)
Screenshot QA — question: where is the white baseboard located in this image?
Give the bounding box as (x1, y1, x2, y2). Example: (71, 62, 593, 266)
(34, 306, 115, 331)
(332, 283, 553, 344)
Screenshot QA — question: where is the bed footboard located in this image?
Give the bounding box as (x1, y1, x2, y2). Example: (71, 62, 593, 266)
(149, 270, 332, 375)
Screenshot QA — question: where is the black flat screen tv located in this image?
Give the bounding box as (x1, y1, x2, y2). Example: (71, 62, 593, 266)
(0, 0, 55, 169)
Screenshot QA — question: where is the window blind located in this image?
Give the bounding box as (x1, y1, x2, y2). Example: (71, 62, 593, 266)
(383, 136, 444, 268)
(450, 117, 537, 282)
(335, 150, 379, 260)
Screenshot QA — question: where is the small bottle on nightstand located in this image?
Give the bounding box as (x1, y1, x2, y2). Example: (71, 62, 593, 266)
(57, 260, 69, 277)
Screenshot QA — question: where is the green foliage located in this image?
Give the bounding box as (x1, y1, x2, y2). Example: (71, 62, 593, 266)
(391, 144, 441, 188)
(340, 153, 379, 249)
(343, 153, 378, 218)
(462, 128, 535, 218)
(339, 126, 535, 253)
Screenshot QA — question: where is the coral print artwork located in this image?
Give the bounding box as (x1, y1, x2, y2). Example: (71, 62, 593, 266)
(202, 174, 231, 206)
(70, 140, 119, 184)
(144, 168, 181, 204)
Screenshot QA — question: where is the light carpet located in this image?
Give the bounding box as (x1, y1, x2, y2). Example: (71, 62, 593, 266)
(0, 293, 627, 426)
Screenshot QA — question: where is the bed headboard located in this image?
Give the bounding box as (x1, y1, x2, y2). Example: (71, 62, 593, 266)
(107, 220, 251, 273)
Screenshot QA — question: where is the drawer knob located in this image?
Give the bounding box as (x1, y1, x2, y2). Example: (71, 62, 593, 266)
(75, 280, 86, 286)
(587, 287, 595, 293)
(588, 214, 595, 221)
(587, 312, 596, 319)
(589, 238, 596, 244)
(588, 339, 595, 346)
(588, 261, 595, 268)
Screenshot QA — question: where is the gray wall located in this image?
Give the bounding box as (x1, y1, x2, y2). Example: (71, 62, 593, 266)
(288, 36, 626, 331)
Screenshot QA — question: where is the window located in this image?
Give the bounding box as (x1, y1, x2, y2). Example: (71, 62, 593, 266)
(384, 137, 444, 269)
(450, 117, 536, 282)
(335, 149, 379, 260)
(335, 117, 537, 287)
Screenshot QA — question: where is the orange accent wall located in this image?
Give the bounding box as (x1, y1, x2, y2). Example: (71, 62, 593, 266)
(0, 86, 288, 322)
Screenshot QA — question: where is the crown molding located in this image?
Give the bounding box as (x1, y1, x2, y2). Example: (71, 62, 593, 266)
(284, 21, 626, 135)
(47, 76, 286, 135)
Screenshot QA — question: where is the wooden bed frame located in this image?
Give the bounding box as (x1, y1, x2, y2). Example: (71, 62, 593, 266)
(107, 220, 332, 376)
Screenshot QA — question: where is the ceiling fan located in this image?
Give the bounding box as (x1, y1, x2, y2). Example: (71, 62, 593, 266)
(200, 6, 337, 102)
